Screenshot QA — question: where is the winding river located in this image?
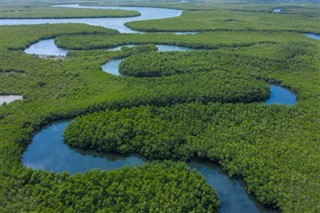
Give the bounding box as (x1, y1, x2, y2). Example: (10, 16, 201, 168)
(23, 39, 297, 107)
(22, 39, 298, 107)
(23, 120, 275, 213)
(24, 39, 67, 56)
(101, 44, 192, 75)
(1, 3, 297, 212)
(1, 4, 182, 33)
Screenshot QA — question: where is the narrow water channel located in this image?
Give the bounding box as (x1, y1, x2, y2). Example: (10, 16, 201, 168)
(101, 44, 192, 75)
(1, 4, 182, 34)
(23, 120, 144, 174)
(304, 33, 320, 40)
(24, 40, 193, 58)
(23, 120, 275, 213)
(24, 39, 67, 56)
(3, 4, 295, 212)
(101, 59, 123, 76)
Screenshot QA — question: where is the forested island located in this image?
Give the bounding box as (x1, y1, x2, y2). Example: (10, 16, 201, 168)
(0, 0, 319, 212)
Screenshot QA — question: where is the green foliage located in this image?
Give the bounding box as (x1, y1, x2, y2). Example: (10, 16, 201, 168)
(64, 100, 320, 211)
(118, 50, 295, 77)
(0, 2, 320, 213)
(1, 24, 119, 50)
(126, 5, 320, 33)
(1, 162, 219, 212)
(55, 31, 315, 50)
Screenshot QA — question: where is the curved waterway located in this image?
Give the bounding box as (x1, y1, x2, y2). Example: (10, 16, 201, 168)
(10, 4, 289, 212)
(102, 44, 192, 75)
(23, 40, 192, 58)
(23, 120, 144, 174)
(23, 120, 275, 213)
(304, 33, 320, 40)
(266, 85, 296, 105)
(101, 57, 298, 107)
(24, 39, 67, 56)
(1, 4, 182, 34)
(21, 40, 299, 106)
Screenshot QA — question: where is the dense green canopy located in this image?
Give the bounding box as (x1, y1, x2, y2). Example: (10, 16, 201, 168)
(1, 1, 320, 212)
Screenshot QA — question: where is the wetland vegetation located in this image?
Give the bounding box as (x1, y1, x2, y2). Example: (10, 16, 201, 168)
(0, 0, 319, 212)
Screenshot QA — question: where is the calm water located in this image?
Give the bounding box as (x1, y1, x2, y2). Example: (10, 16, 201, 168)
(24, 39, 67, 56)
(171, 32, 198, 35)
(108, 44, 193, 52)
(102, 44, 192, 75)
(157, 31, 198, 35)
(189, 161, 275, 213)
(24, 41, 192, 57)
(304, 33, 320, 40)
(266, 85, 296, 105)
(23, 120, 274, 212)
(272, 8, 282, 13)
(22, 120, 145, 174)
(101, 59, 123, 76)
(9, 4, 286, 212)
(0, 95, 23, 105)
(156, 44, 191, 52)
(1, 4, 182, 34)
(108, 44, 135, 51)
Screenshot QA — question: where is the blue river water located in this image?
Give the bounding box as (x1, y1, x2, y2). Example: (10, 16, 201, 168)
(23, 120, 275, 213)
(272, 8, 282, 13)
(304, 33, 320, 40)
(1, 4, 182, 34)
(1, 3, 296, 212)
(24, 39, 67, 56)
(266, 85, 296, 105)
(101, 44, 192, 75)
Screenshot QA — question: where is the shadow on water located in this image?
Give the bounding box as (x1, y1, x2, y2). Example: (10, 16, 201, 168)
(188, 160, 277, 213)
(23, 119, 277, 212)
(12, 3, 288, 212)
(22, 120, 145, 174)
